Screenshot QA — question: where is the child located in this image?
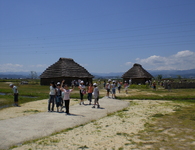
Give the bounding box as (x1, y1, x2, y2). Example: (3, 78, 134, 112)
(92, 83, 100, 108)
(60, 80, 74, 115)
(87, 82, 93, 105)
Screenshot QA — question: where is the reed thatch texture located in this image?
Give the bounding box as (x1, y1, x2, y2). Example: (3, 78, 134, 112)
(40, 58, 94, 85)
(122, 63, 153, 84)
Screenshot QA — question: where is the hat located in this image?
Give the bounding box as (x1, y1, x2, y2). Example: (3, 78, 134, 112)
(108, 79, 111, 82)
(112, 80, 115, 83)
(9, 84, 13, 87)
(93, 83, 97, 86)
(80, 81, 84, 83)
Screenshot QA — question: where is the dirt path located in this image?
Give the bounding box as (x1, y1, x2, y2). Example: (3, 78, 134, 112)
(0, 97, 129, 150)
(10, 99, 179, 150)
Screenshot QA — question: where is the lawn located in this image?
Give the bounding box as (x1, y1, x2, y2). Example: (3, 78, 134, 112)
(1, 79, 195, 108)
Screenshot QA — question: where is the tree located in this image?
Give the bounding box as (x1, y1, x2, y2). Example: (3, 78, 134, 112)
(177, 75, 182, 80)
(30, 71, 38, 79)
(156, 74, 162, 80)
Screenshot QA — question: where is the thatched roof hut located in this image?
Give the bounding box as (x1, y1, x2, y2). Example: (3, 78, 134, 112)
(122, 63, 153, 84)
(40, 58, 94, 85)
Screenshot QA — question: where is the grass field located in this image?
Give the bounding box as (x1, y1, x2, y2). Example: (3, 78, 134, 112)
(1, 79, 195, 108)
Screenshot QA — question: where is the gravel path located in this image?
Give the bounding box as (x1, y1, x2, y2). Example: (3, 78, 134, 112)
(0, 97, 129, 150)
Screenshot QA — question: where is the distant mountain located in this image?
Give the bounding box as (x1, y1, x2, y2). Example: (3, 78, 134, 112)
(148, 69, 195, 78)
(0, 69, 195, 79)
(92, 72, 124, 78)
(0, 72, 42, 79)
(92, 69, 195, 79)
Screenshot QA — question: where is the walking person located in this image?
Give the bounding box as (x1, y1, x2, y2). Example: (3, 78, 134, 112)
(105, 79, 111, 98)
(87, 82, 93, 105)
(167, 80, 172, 92)
(79, 81, 86, 105)
(111, 80, 116, 99)
(152, 80, 156, 90)
(9, 83, 19, 106)
(92, 83, 100, 108)
(48, 81, 56, 112)
(60, 80, 74, 115)
(56, 82, 63, 112)
(124, 81, 129, 94)
(117, 81, 122, 93)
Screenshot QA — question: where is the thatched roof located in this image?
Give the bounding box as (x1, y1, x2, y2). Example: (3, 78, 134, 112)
(40, 58, 94, 78)
(122, 63, 153, 79)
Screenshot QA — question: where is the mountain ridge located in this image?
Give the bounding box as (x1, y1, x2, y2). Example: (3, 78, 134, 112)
(0, 69, 195, 79)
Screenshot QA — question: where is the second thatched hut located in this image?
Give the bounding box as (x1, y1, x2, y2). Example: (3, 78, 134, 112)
(122, 63, 153, 84)
(40, 58, 94, 85)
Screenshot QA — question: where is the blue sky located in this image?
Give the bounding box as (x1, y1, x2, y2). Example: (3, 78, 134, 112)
(0, 0, 195, 74)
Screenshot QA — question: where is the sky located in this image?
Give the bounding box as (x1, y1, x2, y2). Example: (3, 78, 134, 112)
(0, 0, 195, 74)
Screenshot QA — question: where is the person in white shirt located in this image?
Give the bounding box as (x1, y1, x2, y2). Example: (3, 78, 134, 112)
(48, 81, 56, 112)
(111, 80, 116, 99)
(9, 84, 19, 106)
(79, 81, 86, 105)
(92, 83, 100, 108)
(60, 80, 74, 115)
(105, 79, 111, 98)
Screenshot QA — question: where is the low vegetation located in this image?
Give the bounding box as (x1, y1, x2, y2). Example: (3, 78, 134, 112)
(1, 79, 195, 108)
(1, 79, 195, 149)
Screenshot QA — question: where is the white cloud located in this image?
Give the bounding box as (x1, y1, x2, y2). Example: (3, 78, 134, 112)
(125, 50, 195, 70)
(174, 50, 194, 58)
(125, 62, 133, 66)
(0, 63, 48, 72)
(29, 64, 48, 68)
(0, 63, 24, 72)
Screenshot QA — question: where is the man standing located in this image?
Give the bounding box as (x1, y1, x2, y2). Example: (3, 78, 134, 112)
(9, 84, 19, 106)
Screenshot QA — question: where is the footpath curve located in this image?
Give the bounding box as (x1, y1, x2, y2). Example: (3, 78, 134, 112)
(0, 97, 129, 150)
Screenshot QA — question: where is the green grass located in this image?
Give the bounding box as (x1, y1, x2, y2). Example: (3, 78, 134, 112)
(117, 87, 195, 102)
(136, 104, 195, 149)
(0, 79, 83, 108)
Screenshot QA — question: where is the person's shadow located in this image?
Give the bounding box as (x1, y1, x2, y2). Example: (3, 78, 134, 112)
(66, 113, 85, 117)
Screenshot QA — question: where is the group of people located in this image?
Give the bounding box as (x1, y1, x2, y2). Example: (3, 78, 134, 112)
(104, 79, 131, 98)
(8, 78, 131, 114)
(48, 80, 100, 115)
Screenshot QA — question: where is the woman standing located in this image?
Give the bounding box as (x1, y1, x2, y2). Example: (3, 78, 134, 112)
(48, 81, 56, 112)
(79, 81, 86, 105)
(87, 82, 93, 105)
(60, 80, 74, 115)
